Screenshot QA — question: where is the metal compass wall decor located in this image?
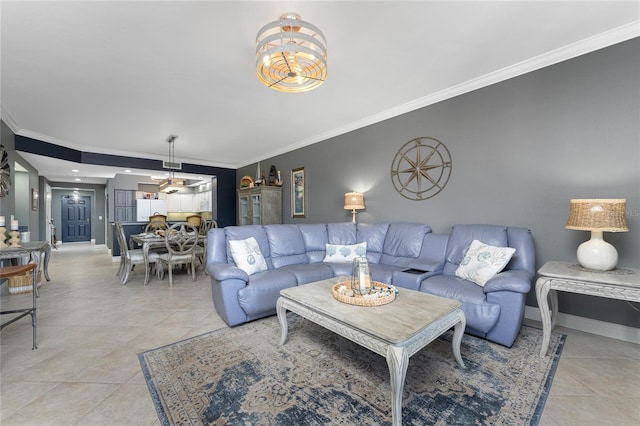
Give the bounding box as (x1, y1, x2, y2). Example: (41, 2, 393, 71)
(0, 145, 10, 197)
(390, 137, 452, 200)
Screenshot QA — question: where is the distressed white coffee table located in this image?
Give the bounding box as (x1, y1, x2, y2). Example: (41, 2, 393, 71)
(277, 277, 466, 426)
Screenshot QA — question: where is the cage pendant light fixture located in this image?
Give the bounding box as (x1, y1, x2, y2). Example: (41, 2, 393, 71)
(256, 13, 327, 93)
(159, 135, 184, 194)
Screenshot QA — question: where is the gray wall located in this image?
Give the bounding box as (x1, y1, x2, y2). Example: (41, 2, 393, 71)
(105, 173, 145, 222)
(238, 38, 640, 328)
(51, 184, 107, 245)
(0, 121, 41, 238)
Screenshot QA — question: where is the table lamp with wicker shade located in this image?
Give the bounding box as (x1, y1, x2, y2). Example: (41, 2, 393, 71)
(566, 199, 628, 271)
(344, 192, 365, 223)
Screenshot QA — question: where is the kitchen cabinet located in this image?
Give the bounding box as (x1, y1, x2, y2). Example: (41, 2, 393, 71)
(115, 189, 135, 207)
(167, 193, 195, 212)
(115, 206, 135, 222)
(195, 190, 212, 212)
(114, 189, 136, 222)
(136, 199, 168, 222)
(238, 186, 281, 225)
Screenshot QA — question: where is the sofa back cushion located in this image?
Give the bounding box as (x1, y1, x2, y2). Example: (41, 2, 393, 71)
(264, 224, 308, 268)
(298, 223, 328, 263)
(380, 223, 432, 265)
(327, 222, 356, 244)
(228, 237, 269, 275)
(225, 225, 273, 269)
(356, 223, 389, 263)
(443, 224, 509, 276)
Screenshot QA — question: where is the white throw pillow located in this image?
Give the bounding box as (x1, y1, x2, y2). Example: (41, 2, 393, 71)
(228, 237, 268, 275)
(323, 242, 367, 263)
(455, 239, 516, 286)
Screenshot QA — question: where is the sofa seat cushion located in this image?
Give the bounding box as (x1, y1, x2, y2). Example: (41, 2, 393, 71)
(238, 270, 297, 317)
(323, 262, 353, 278)
(420, 275, 500, 333)
(369, 263, 406, 285)
(280, 263, 334, 285)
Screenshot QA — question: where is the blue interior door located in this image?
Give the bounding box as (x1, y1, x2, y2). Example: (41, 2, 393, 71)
(62, 196, 91, 242)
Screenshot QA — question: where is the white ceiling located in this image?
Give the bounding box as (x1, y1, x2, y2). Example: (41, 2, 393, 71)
(2, 1, 639, 184)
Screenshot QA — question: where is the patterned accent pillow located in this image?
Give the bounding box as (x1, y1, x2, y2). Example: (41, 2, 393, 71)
(323, 242, 367, 263)
(229, 237, 268, 275)
(455, 239, 516, 286)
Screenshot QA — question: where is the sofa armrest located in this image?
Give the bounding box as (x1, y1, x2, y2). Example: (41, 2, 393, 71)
(483, 269, 532, 294)
(208, 262, 250, 283)
(408, 260, 444, 274)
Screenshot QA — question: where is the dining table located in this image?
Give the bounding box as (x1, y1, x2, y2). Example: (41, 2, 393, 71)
(129, 232, 207, 284)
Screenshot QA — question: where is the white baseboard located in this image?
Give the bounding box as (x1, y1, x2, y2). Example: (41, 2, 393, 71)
(525, 306, 640, 344)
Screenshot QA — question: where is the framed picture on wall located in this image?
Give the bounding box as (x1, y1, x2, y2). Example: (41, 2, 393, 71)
(291, 167, 305, 218)
(31, 188, 38, 211)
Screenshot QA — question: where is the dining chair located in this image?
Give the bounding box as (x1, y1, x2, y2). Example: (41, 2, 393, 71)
(156, 222, 198, 286)
(115, 222, 160, 285)
(146, 215, 168, 232)
(144, 221, 169, 234)
(186, 214, 201, 229)
(193, 219, 217, 275)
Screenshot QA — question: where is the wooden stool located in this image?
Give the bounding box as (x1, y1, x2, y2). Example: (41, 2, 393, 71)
(1, 263, 37, 349)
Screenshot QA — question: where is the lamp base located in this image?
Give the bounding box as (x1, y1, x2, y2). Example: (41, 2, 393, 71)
(576, 231, 618, 271)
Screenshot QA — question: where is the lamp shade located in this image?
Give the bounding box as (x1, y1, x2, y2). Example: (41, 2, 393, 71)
(566, 199, 628, 232)
(159, 178, 184, 194)
(344, 192, 365, 210)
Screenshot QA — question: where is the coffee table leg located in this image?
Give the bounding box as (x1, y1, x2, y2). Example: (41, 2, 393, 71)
(386, 345, 409, 426)
(276, 297, 288, 346)
(452, 310, 466, 368)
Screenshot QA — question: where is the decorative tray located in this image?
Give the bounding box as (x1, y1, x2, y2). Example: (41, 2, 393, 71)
(332, 281, 397, 307)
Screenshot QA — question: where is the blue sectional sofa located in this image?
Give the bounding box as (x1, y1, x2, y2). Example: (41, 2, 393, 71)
(206, 222, 535, 347)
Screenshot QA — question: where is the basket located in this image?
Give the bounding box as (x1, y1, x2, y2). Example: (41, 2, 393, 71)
(332, 281, 396, 307)
(7, 270, 42, 294)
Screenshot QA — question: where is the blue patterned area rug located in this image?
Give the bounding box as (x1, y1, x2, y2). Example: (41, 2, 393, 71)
(139, 315, 565, 425)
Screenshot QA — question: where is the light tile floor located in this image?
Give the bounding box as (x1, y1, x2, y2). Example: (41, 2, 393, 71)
(1, 242, 638, 425)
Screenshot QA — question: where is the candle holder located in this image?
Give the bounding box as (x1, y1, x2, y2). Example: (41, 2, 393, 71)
(351, 256, 373, 296)
(8, 230, 21, 247)
(0, 226, 7, 248)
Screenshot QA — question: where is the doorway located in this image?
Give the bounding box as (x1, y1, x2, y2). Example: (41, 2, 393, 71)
(61, 195, 91, 243)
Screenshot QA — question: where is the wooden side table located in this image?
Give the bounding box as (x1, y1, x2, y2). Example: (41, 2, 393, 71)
(535, 261, 640, 357)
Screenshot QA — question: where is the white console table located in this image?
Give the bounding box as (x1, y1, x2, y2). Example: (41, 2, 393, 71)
(535, 261, 640, 357)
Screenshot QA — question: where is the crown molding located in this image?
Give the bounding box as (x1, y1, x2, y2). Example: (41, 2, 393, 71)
(14, 129, 235, 170)
(0, 103, 20, 134)
(238, 21, 640, 169)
